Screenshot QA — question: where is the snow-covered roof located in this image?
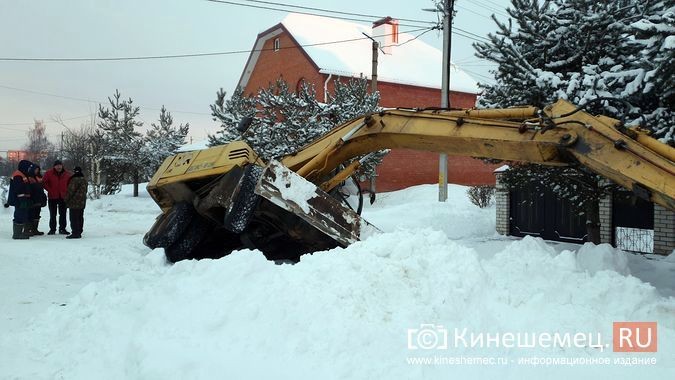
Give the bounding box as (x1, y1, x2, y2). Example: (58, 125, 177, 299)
(240, 13, 479, 94)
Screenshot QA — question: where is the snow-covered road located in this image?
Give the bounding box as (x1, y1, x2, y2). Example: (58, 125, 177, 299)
(1, 184, 673, 379)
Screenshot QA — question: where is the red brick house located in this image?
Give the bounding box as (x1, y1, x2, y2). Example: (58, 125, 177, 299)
(238, 13, 498, 191)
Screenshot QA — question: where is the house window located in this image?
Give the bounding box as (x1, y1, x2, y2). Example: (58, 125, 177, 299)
(274, 38, 280, 52)
(296, 77, 306, 93)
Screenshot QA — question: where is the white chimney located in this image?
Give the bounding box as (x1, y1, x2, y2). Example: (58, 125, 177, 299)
(372, 17, 399, 55)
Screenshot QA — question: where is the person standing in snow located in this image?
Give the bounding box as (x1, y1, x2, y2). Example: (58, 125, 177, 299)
(42, 159, 71, 235)
(26, 165, 47, 236)
(6, 160, 35, 239)
(64, 166, 87, 239)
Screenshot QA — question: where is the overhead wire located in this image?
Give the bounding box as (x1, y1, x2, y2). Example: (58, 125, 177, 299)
(0, 1, 505, 126)
(0, 27, 432, 62)
(205, 0, 436, 28)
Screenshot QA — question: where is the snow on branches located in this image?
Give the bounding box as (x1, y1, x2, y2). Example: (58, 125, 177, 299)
(97, 90, 189, 195)
(208, 78, 386, 178)
(473, 0, 675, 242)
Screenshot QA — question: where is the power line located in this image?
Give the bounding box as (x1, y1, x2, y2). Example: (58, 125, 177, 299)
(212, 0, 489, 43)
(0, 113, 92, 127)
(462, 68, 495, 84)
(0, 27, 429, 62)
(456, 4, 493, 21)
(205, 0, 436, 28)
(0, 83, 212, 116)
(232, 0, 435, 26)
(481, 0, 510, 9)
(453, 28, 490, 43)
(465, 0, 510, 18)
(390, 27, 437, 47)
(0, 25, 442, 125)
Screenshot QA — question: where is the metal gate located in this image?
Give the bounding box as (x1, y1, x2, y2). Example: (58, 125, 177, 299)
(510, 183, 587, 243)
(612, 191, 654, 253)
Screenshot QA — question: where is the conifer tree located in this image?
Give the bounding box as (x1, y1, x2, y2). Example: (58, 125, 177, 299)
(474, 0, 674, 243)
(144, 106, 189, 175)
(97, 90, 145, 196)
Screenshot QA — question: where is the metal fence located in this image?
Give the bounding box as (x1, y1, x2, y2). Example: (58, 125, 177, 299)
(614, 227, 654, 254)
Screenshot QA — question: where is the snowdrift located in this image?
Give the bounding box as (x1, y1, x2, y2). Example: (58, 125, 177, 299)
(1, 184, 673, 379)
(4, 234, 674, 379)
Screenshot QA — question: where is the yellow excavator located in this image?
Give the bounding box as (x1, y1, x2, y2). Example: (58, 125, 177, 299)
(143, 99, 675, 262)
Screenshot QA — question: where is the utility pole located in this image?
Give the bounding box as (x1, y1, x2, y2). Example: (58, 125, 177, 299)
(370, 39, 379, 200)
(439, 0, 455, 202)
(371, 40, 378, 93)
(363, 32, 383, 202)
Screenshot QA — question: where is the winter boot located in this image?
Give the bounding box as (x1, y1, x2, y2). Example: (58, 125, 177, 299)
(23, 224, 35, 237)
(23, 222, 35, 236)
(59, 228, 70, 235)
(32, 220, 44, 236)
(12, 224, 29, 240)
(66, 234, 81, 239)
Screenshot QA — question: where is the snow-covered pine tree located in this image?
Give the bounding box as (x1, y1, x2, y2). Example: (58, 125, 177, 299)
(97, 90, 146, 197)
(207, 78, 384, 177)
(144, 106, 189, 176)
(251, 80, 330, 158)
(474, 0, 674, 243)
(324, 78, 386, 178)
(626, 1, 675, 143)
(208, 87, 256, 147)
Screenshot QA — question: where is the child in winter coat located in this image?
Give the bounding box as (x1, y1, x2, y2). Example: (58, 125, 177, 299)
(27, 165, 47, 236)
(7, 160, 35, 239)
(64, 166, 88, 239)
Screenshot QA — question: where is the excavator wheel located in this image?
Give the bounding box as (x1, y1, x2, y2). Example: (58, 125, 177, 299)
(143, 201, 194, 249)
(223, 165, 262, 233)
(164, 213, 212, 263)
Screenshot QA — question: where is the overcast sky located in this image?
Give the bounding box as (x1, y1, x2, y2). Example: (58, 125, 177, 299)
(0, 0, 511, 153)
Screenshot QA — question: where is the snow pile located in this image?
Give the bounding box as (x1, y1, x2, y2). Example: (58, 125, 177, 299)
(362, 184, 496, 240)
(3, 233, 674, 379)
(1, 184, 674, 379)
(576, 243, 630, 275)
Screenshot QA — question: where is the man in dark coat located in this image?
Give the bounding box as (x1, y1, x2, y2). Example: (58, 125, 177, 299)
(64, 166, 88, 239)
(27, 165, 47, 236)
(43, 159, 72, 235)
(7, 160, 35, 239)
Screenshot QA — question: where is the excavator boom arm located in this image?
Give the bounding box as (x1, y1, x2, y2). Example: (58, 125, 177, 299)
(281, 99, 674, 209)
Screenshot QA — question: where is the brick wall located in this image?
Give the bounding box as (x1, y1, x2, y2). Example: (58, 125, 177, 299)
(599, 180, 613, 245)
(494, 172, 510, 235)
(654, 205, 675, 255)
(376, 150, 498, 192)
(243, 31, 325, 98)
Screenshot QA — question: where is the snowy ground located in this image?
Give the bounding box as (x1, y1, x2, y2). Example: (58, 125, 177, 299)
(0, 184, 674, 379)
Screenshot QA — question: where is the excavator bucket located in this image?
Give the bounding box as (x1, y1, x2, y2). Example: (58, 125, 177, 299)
(254, 160, 379, 247)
